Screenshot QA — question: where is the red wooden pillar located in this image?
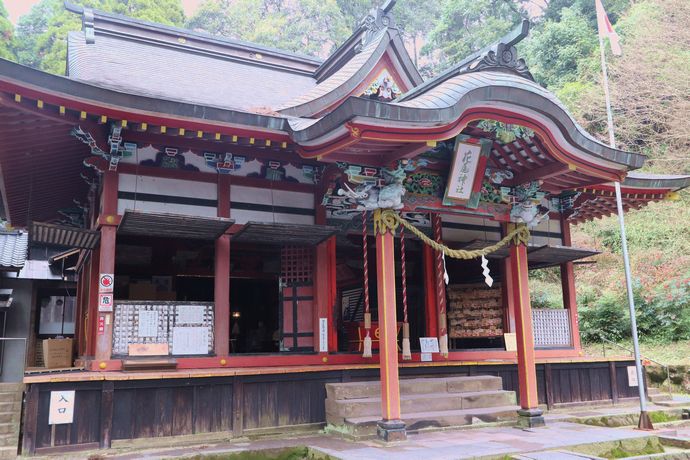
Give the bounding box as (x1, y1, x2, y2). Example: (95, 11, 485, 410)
(508, 225, 544, 427)
(560, 217, 582, 350)
(215, 176, 231, 357)
(431, 214, 448, 355)
(94, 170, 118, 367)
(86, 252, 99, 357)
(373, 210, 406, 441)
(313, 236, 337, 355)
(95, 224, 116, 364)
(501, 224, 517, 333)
(422, 244, 439, 337)
(214, 235, 230, 357)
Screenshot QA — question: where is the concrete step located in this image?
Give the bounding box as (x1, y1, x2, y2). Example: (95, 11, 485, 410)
(0, 413, 19, 425)
(0, 446, 17, 459)
(653, 398, 690, 407)
(0, 402, 21, 414)
(344, 405, 520, 436)
(649, 393, 673, 402)
(0, 393, 22, 404)
(0, 424, 19, 436)
(326, 390, 515, 423)
(0, 384, 23, 394)
(326, 375, 503, 400)
(0, 434, 19, 447)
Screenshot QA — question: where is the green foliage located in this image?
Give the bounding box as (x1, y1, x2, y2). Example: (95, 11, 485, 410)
(14, 0, 185, 75)
(579, 292, 629, 343)
(187, 0, 351, 57)
(636, 277, 690, 343)
(521, 7, 597, 88)
(542, 0, 630, 28)
(0, 1, 15, 61)
(425, 0, 525, 71)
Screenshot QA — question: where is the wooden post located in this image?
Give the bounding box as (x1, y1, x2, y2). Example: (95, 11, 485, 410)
(431, 214, 448, 355)
(544, 363, 554, 410)
(560, 217, 582, 350)
(232, 376, 244, 437)
(501, 224, 516, 333)
(21, 384, 39, 455)
(95, 170, 118, 366)
(509, 227, 545, 427)
(214, 235, 231, 356)
(99, 381, 114, 448)
(215, 175, 231, 356)
(314, 236, 337, 355)
(422, 244, 439, 337)
(609, 361, 619, 404)
(373, 209, 406, 441)
(95, 224, 116, 364)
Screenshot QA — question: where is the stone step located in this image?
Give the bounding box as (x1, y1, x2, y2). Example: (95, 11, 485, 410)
(0, 402, 21, 414)
(0, 413, 19, 425)
(0, 434, 19, 447)
(326, 390, 515, 423)
(649, 393, 673, 402)
(0, 446, 16, 459)
(653, 398, 690, 407)
(0, 424, 19, 436)
(0, 384, 23, 394)
(0, 392, 22, 404)
(326, 375, 503, 401)
(344, 405, 520, 436)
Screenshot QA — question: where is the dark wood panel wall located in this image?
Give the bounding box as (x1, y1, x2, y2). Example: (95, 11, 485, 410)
(21, 361, 642, 454)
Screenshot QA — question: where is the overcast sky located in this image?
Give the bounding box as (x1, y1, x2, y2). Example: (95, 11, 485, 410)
(4, 0, 204, 24)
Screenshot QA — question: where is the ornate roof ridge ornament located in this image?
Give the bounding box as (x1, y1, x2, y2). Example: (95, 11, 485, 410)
(468, 41, 533, 80)
(355, 0, 397, 53)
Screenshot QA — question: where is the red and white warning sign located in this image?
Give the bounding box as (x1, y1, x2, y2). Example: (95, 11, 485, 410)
(98, 293, 114, 312)
(99, 274, 114, 293)
(98, 316, 105, 334)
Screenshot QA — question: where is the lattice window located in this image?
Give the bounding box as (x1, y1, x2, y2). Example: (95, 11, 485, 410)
(280, 246, 313, 283)
(532, 309, 572, 347)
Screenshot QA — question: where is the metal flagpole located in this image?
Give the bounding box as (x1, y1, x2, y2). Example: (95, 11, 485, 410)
(598, 30, 653, 429)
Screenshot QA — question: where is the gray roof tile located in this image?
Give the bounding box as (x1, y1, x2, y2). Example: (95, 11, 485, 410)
(0, 231, 28, 270)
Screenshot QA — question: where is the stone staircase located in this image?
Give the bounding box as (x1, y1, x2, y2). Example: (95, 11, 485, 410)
(0, 383, 22, 459)
(325, 375, 519, 437)
(648, 387, 673, 403)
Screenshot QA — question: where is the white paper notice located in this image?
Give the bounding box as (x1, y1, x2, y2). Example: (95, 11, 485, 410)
(319, 318, 328, 352)
(419, 337, 440, 353)
(177, 305, 205, 325)
(420, 353, 433, 362)
(627, 365, 639, 387)
(172, 326, 209, 355)
(137, 310, 159, 338)
(49, 390, 75, 425)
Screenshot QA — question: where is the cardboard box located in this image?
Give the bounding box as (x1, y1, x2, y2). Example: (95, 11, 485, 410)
(43, 338, 73, 369)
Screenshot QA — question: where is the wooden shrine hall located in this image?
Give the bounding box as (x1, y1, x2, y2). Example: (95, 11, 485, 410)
(1, 1, 689, 453)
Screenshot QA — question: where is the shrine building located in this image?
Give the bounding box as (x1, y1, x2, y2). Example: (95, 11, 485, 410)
(0, 1, 688, 454)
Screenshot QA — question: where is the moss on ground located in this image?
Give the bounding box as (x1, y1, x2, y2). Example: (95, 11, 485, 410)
(172, 446, 334, 460)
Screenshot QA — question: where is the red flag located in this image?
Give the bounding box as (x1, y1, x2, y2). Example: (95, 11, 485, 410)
(595, 0, 622, 55)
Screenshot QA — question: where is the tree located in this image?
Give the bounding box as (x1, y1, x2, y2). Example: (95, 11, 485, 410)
(521, 7, 598, 89)
(0, 0, 15, 61)
(424, 0, 526, 72)
(188, 0, 352, 58)
(14, 0, 185, 75)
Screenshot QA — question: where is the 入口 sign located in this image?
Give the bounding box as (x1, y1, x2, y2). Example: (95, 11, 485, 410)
(49, 390, 75, 425)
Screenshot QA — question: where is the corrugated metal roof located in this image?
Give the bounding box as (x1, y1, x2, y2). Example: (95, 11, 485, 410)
(118, 211, 234, 240)
(0, 231, 28, 270)
(30, 222, 100, 249)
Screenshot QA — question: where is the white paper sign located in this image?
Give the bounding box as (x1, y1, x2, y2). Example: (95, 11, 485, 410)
(319, 318, 328, 352)
(627, 366, 639, 387)
(138, 310, 159, 338)
(419, 337, 440, 353)
(445, 142, 482, 201)
(176, 305, 205, 325)
(49, 390, 75, 425)
(98, 293, 114, 312)
(172, 326, 209, 355)
(420, 352, 433, 362)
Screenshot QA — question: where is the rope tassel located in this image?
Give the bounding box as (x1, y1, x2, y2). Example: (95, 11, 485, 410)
(362, 211, 373, 358)
(400, 228, 411, 360)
